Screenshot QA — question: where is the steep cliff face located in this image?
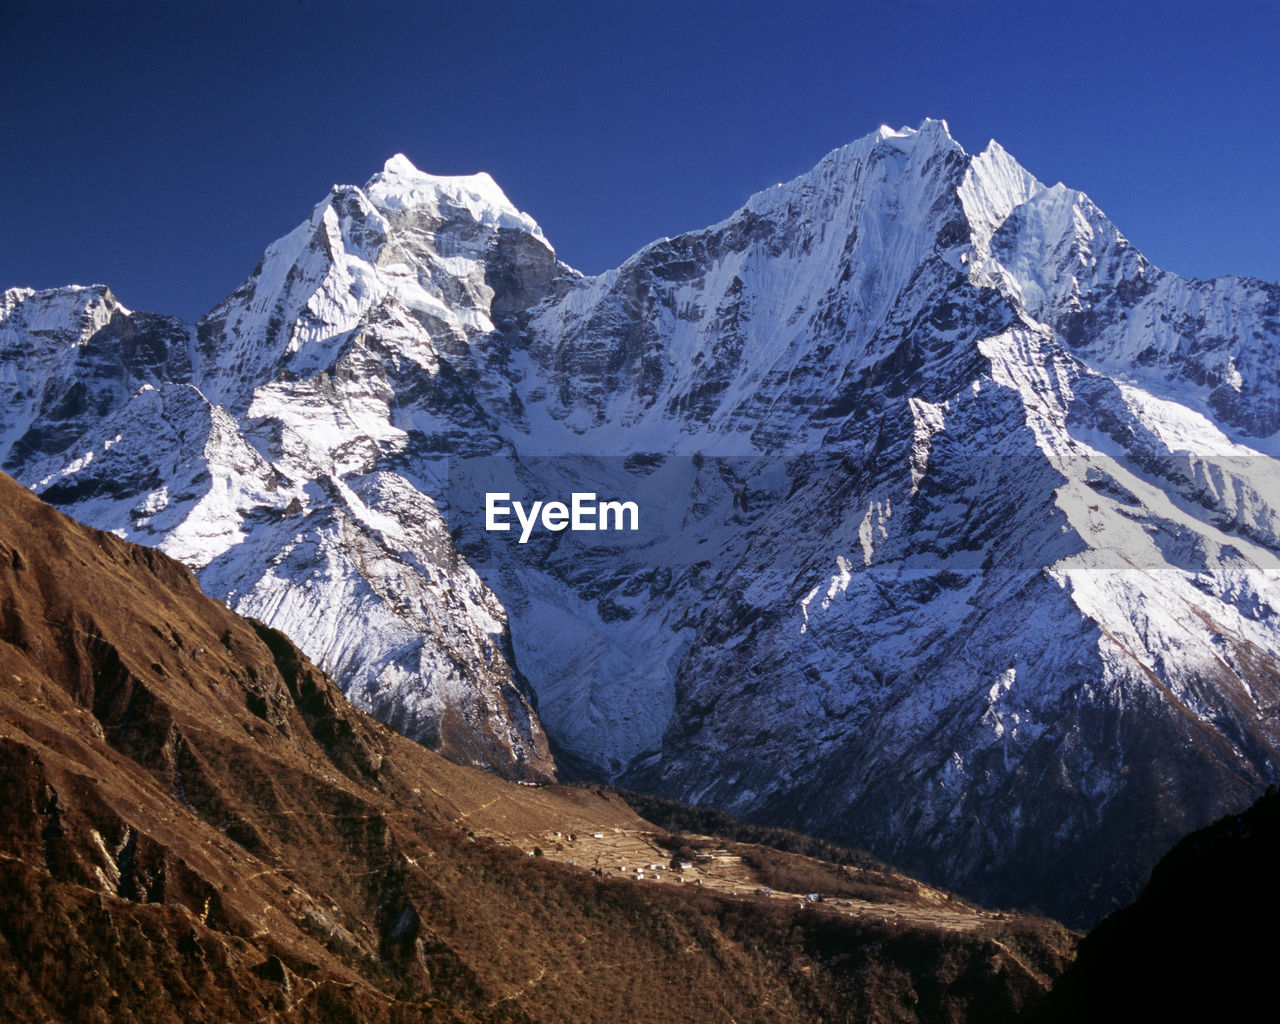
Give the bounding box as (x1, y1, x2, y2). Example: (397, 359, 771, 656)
(4, 121, 1280, 922)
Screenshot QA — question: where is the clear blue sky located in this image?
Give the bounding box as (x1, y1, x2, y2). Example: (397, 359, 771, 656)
(3, 0, 1278, 321)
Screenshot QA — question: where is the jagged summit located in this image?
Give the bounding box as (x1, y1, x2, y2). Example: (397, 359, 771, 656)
(724, 119, 967, 228)
(366, 151, 547, 240)
(877, 115, 957, 146)
(0, 282, 126, 323)
(382, 151, 421, 176)
(831, 117, 961, 160)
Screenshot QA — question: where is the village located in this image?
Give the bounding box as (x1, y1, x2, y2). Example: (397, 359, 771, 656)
(477, 820, 1011, 936)
(434, 775, 1014, 937)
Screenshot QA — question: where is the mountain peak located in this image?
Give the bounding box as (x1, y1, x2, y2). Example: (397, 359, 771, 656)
(365, 154, 545, 240)
(869, 117, 955, 146)
(911, 115, 954, 139)
(382, 151, 421, 177)
(870, 117, 960, 152)
(960, 137, 1044, 250)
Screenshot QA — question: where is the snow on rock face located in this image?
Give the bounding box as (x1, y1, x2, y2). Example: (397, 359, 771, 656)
(5, 120, 1280, 924)
(513, 118, 979, 451)
(1, 285, 195, 471)
(1, 158, 561, 781)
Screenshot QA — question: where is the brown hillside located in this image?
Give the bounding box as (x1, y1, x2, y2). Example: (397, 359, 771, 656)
(0, 472, 1075, 1022)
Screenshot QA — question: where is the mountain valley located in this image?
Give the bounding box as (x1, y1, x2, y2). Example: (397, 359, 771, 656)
(0, 470, 1075, 1022)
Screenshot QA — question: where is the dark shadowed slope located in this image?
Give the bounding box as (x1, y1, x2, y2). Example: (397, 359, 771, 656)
(1026, 786, 1280, 1023)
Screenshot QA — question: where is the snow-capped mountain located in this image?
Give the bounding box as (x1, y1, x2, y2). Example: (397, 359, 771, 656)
(0, 160, 560, 782)
(5, 120, 1279, 923)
